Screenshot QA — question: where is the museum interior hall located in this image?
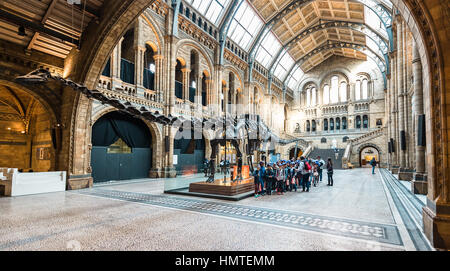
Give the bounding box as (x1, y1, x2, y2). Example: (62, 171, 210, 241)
(0, 0, 449, 251)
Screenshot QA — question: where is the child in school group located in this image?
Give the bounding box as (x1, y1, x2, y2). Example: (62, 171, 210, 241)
(252, 156, 334, 197)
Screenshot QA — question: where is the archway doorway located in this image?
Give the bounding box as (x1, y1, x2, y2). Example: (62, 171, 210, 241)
(0, 84, 56, 172)
(289, 147, 303, 160)
(174, 129, 206, 175)
(360, 146, 379, 167)
(91, 111, 152, 182)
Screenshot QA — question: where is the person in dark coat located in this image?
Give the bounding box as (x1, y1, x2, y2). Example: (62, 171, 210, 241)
(326, 158, 334, 186)
(370, 157, 377, 174)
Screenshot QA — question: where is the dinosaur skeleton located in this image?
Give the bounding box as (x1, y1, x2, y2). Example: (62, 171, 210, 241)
(15, 69, 299, 182)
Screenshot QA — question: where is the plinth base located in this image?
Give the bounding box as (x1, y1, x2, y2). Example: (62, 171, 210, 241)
(189, 176, 254, 196)
(398, 168, 414, 181)
(412, 173, 428, 195)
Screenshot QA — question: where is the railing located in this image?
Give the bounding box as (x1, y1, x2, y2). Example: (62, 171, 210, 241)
(349, 127, 385, 145)
(303, 144, 314, 158)
(342, 142, 352, 169)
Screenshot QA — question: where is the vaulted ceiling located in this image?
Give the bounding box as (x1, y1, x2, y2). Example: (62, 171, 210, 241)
(250, 0, 368, 72)
(0, 0, 389, 86)
(0, 0, 103, 59)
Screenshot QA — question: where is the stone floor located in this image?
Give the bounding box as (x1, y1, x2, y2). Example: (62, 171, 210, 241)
(0, 168, 432, 251)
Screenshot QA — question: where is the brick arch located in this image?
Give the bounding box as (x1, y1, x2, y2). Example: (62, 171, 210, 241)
(175, 39, 214, 77)
(357, 143, 382, 167)
(90, 106, 164, 175)
(223, 65, 244, 92)
(141, 12, 164, 52)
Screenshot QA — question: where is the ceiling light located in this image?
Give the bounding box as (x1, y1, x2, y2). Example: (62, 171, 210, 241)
(18, 26, 26, 36)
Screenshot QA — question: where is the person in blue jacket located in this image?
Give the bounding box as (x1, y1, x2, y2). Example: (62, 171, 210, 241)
(253, 161, 266, 197)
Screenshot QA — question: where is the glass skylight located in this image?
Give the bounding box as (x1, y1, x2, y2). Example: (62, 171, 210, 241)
(255, 32, 281, 68)
(273, 50, 295, 80)
(185, 0, 231, 25)
(364, 6, 388, 39)
(228, 0, 263, 50)
(286, 66, 304, 90)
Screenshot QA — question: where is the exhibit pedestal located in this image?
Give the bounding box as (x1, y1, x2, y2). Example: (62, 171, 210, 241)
(189, 177, 254, 196)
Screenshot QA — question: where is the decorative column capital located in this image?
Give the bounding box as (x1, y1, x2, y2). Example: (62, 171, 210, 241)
(181, 68, 191, 74)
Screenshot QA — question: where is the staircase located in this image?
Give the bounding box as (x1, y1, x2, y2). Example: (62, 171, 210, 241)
(307, 148, 345, 169)
(349, 127, 385, 145)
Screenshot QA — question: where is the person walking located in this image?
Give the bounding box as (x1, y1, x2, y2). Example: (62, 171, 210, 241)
(299, 156, 311, 192)
(326, 158, 334, 186)
(317, 156, 325, 182)
(370, 157, 377, 174)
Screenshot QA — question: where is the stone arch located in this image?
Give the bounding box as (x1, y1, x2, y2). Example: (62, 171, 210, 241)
(319, 70, 350, 88)
(141, 12, 164, 51)
(90, 106, 164, 176)
(175, 39, 213, 77)
(357, 143, 382, 167)
(0, 79, 58, 126)
(223, 65, 244, 92)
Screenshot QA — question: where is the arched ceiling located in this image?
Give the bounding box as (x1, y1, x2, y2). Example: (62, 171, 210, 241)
(0, 0, 391, 89)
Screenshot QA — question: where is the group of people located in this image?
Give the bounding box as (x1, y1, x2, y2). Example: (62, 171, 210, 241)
(252, 156, 334, 198)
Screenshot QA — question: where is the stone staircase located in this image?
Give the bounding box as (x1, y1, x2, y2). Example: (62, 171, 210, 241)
(342, 127, 386, 168)
(349, 127, 385, 145)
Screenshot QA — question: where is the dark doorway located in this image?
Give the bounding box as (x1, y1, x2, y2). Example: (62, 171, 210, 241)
(91, 111, 152, 183)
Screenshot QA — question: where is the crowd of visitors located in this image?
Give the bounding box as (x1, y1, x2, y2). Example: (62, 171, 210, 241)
(252, 156, 334, 198)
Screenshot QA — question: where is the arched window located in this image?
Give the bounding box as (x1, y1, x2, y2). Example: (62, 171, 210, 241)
(221, 82, 226, 112)
(355, 80, 361, 101)
(363, 115, 369, 128)
(330, 118, 334, 131)
(201, 71, 208, 107)
(323, 85, 330, 104)
(336, 117, 340, 130)
(330, 76, 339, 103)
(306, 120, 311, 132)
(306, 88, 311, 106)
(362, 79, 368, 100)
(342, 117, 347, 130)
(312, 120, 316, 132)
(356, 115, 361, 129)
(339, 82, 347, 102)
(175, 59, 183, 99)
(311, 87, 316, 105)
(120, 29, 135, 84)
(324, 119, 328, 131)
(189, 51, 198, 103)
(143, 44, 155, 90)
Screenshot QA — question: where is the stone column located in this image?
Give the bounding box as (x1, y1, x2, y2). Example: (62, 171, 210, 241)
(222, 86, 229, 116)
(154, 54, 164, 102)
(161, 34, 178, 178)
(390, 51, 399, 173)
(411, 40, 427, 194)
(205, 79, 213, 108)
(111, 37, 124, 90)
(135, 46, 146, 96)
(397, 19, 412, 180)
(181, 68, 191, 102)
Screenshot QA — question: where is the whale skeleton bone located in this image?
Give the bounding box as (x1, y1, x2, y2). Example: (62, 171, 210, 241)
(15, 69, 289, 143)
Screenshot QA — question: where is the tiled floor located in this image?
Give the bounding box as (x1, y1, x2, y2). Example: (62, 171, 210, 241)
(0, 168, 431, 251)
